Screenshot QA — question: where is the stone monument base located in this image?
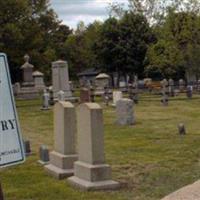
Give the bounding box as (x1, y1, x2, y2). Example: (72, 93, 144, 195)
(67, 161, 120, 191)
(68, 176, 119, 191)
(44, 151, 77, 179)
(54, 96, 79, 103)
(16, 87, 39, 100)
(45, 164, 74, 179)
(21, 82, 35, 87)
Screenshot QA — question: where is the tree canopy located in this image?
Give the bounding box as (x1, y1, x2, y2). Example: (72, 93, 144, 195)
(0, 0, 71, 82)
(2, 0, 200, 83)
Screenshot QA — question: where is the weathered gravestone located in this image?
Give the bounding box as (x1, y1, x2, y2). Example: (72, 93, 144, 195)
(48, 86, 54, 105)
(178, 123, 186, 135)
(52, 60, 72, 101)
(23, 140, 32, 156)
(38, 145, 49, 165)
(197, 80, 200, 93)
(17, 54, 39, 99)
(103, 86, 110, 106)
(45, 101, 78, 179)
(68, 103, 119, 190)
(90, 86, 95, 102)
(112, 91, 123, 106)
(161, 91, 169, 106)
(168, 78, 175, 97)
(80, 88, 91, 103)
(13, 82, 21, 96)
(41, 90, 50, 110)
(161, 79, 168, 90)
(57, 90, 65, 101)
(33, 70, 45, 91)
(21, 54, 34, 85)
(95, 73, 110, 96)
(161, 79, 169, 106)
(116, 98, 134, 125)
(179, 79, 185, 92)
(186, 85, 193, 99)
(128, 84, 139, 104)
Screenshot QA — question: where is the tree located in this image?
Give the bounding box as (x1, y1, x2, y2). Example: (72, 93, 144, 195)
(0, 0, 71, 82)
(95, 17, 120, 75)
(117, 12, 154, 79)
(64, 21, 102, 78)
(96, 13, 153, 83)
(146, 10, 200, 79)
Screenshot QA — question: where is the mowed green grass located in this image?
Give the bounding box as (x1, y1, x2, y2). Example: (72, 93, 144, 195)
(1, 94, 200, 200)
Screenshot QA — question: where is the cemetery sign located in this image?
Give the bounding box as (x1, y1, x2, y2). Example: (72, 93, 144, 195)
(0, 53, 25, 168)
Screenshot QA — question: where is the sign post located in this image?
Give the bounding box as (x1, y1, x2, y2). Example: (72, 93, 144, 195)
(0, 183, 4, 200)
(0, 53, 26, 198)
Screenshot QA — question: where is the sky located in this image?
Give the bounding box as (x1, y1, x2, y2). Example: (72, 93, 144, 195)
(50, 0, 129, 29)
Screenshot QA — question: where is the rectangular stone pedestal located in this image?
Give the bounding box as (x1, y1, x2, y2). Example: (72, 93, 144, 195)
(45, 151, 77, 179)
(74, 161, 111, 182)
(68, 161, 120, 190)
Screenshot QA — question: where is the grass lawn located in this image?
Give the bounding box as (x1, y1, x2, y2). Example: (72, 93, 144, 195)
(1, 94, 200, 200)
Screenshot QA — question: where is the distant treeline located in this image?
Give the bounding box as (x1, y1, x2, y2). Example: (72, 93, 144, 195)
(1, 0, 200, 83)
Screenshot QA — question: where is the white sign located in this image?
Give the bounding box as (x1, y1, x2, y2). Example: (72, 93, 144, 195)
(0, 53, 25, 168)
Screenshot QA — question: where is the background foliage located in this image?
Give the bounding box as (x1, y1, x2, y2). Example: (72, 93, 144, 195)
(1, 0, 200, 83)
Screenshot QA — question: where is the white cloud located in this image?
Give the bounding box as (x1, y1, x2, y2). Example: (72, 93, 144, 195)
(50, 0, 128, 29)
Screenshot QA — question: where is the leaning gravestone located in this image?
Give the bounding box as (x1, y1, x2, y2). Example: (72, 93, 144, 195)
(116, 98, 134, 125)
(45, 101, 78, 179)
(68, 103, 119, 190)
(0, 53, 25, 168)
(52, 60, 73, 101)
(112, 91, 123, 106)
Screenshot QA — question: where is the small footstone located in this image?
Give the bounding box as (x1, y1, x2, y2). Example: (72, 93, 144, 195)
(23, 140, 32, 156)
(178, 123, 186, 135)
(38, 145, 49, 165)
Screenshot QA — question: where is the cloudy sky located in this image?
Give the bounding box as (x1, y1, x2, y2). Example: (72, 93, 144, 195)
(50, 0, 129, 29)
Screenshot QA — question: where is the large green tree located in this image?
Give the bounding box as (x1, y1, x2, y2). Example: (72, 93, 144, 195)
(64, 21, 102, 78)
(117, 12, 154, 78)
(95, 17, 120, 75)
(0, 0, 71, 82)
(96, 13, 153, 82)
(146, 10, 200, 79)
